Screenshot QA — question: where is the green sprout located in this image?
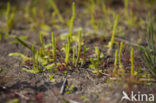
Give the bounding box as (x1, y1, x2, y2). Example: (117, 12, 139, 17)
(69, 2, 76, 38)
(0, 33, 2, 40)
(130, 48, 134, 77)
(65, 35, 71, 64)
(140, 23, 156, 78)
(76, 30, 82, 65)
(124, 0, 128, 16)
(89, 0, 98, 31)
(95, 46, 100, 62)
(9, 52, 31, 63)
(72, 46, 76, 65)
(6, 2, 15, 34)
(50, 0, 64, 23)
(40, 33, 45, 56)
(119, 42, 123, 68)
(113, 49, 118, 73)
(32, 45, 40, 73)
(107, 15, 119, 54)
(51, 32, 56, 61)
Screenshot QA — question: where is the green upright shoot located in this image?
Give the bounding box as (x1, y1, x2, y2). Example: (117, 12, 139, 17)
(65, 35, 71, 64)
(69, 2, 76, 38)
(131, 48, 134, 77)
(119, 42, 123, 68)
(76, 30, 82, 65)
(51, 32, 56, 61)
(50, 0, 64, 23)
(95, 46, 100, 62)
(113, 50, 118, 73)
(73, 46, 76, 65)
(107, 15, 119, 54)
(40, 33, 45, 55)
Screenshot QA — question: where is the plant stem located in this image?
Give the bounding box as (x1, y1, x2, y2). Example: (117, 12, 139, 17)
(131, 48, 134, 77)
(51, 32, 56, 61)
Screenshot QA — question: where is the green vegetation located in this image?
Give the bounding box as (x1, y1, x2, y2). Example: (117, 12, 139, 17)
(141, 23, 156, 78)
(76, 29, 82, 65)
(65, 35, 71, 64)
(50, 0, 64, 23)
(113, 50, 118, 73)
(51, 32, 56, 61)
(107, 15, 119, 54)
(130, 48, 134, 77)
(1, 1, 156, 102)
(119, 42, 123, 68)
(69, 2, 76, 38)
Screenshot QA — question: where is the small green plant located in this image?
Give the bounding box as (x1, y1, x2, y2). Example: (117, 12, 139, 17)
(119, 42, 123, 68)
(51, 32, 56, 61)
(76, 30, 82, 65)
(124, 0, 128, 16)
(113, 49, 118, 73)
(69, 2, 76, 38)
(65, 35, 71, 64)
(107, 15, 119, 54)
(40, 33, 45, 56)
(140, 23, 156, 78)
(32, 45, 40, 73)
(50, 0, 64, 23)
(9, 52, 31, 62)
(6, 2, 15, 34)
(0, 33, 2, 40)
(72, 46, 76, 65)
(89, 0, 98, 31)
(130, 48, 134, 77)
(89, 58, 102, 75)
(89, 47, 102, 75)
(95, 46, 100, 62)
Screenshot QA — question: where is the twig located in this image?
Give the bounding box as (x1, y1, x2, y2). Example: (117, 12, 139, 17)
(60, 79, 67, 95)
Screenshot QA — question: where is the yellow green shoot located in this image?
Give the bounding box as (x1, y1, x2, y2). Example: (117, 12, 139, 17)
(40, 33, 45, 55)
(113, 50, 118, 73)
(69, 2, 76, 38)
(32, 45, 38, 73)
(107, 15, 119, 54)
(72, 46, 76, 65)
(124, 0, 128, 16)
(76, 30, 82, 65)
(6, 2, 15, 34)
(130, 48, 134, 77)
(51, 0, 64, 23)
(51, 32, 56, 61)
(119, 42, 123, 68)
(65, 35, 71, 63)
(95, 46, 100, 62)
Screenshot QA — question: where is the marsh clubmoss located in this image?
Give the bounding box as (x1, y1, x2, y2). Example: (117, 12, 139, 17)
(95, 46, 100, 62)
(69, 2, 76, 38)
(40, 33, 45, 56)
(50, 0, 64, 23)
(65, 35, 71, 64)
(6, 2, 15, 34)
(72, 46, 76, 65)
(107, 15, 119, 54)
(130, 48, 134, 77)
(113, 49, 118, 73)
(51, 32, 56, 61)
(119, 42, 123, 68)
(76, 29, 82, 65)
